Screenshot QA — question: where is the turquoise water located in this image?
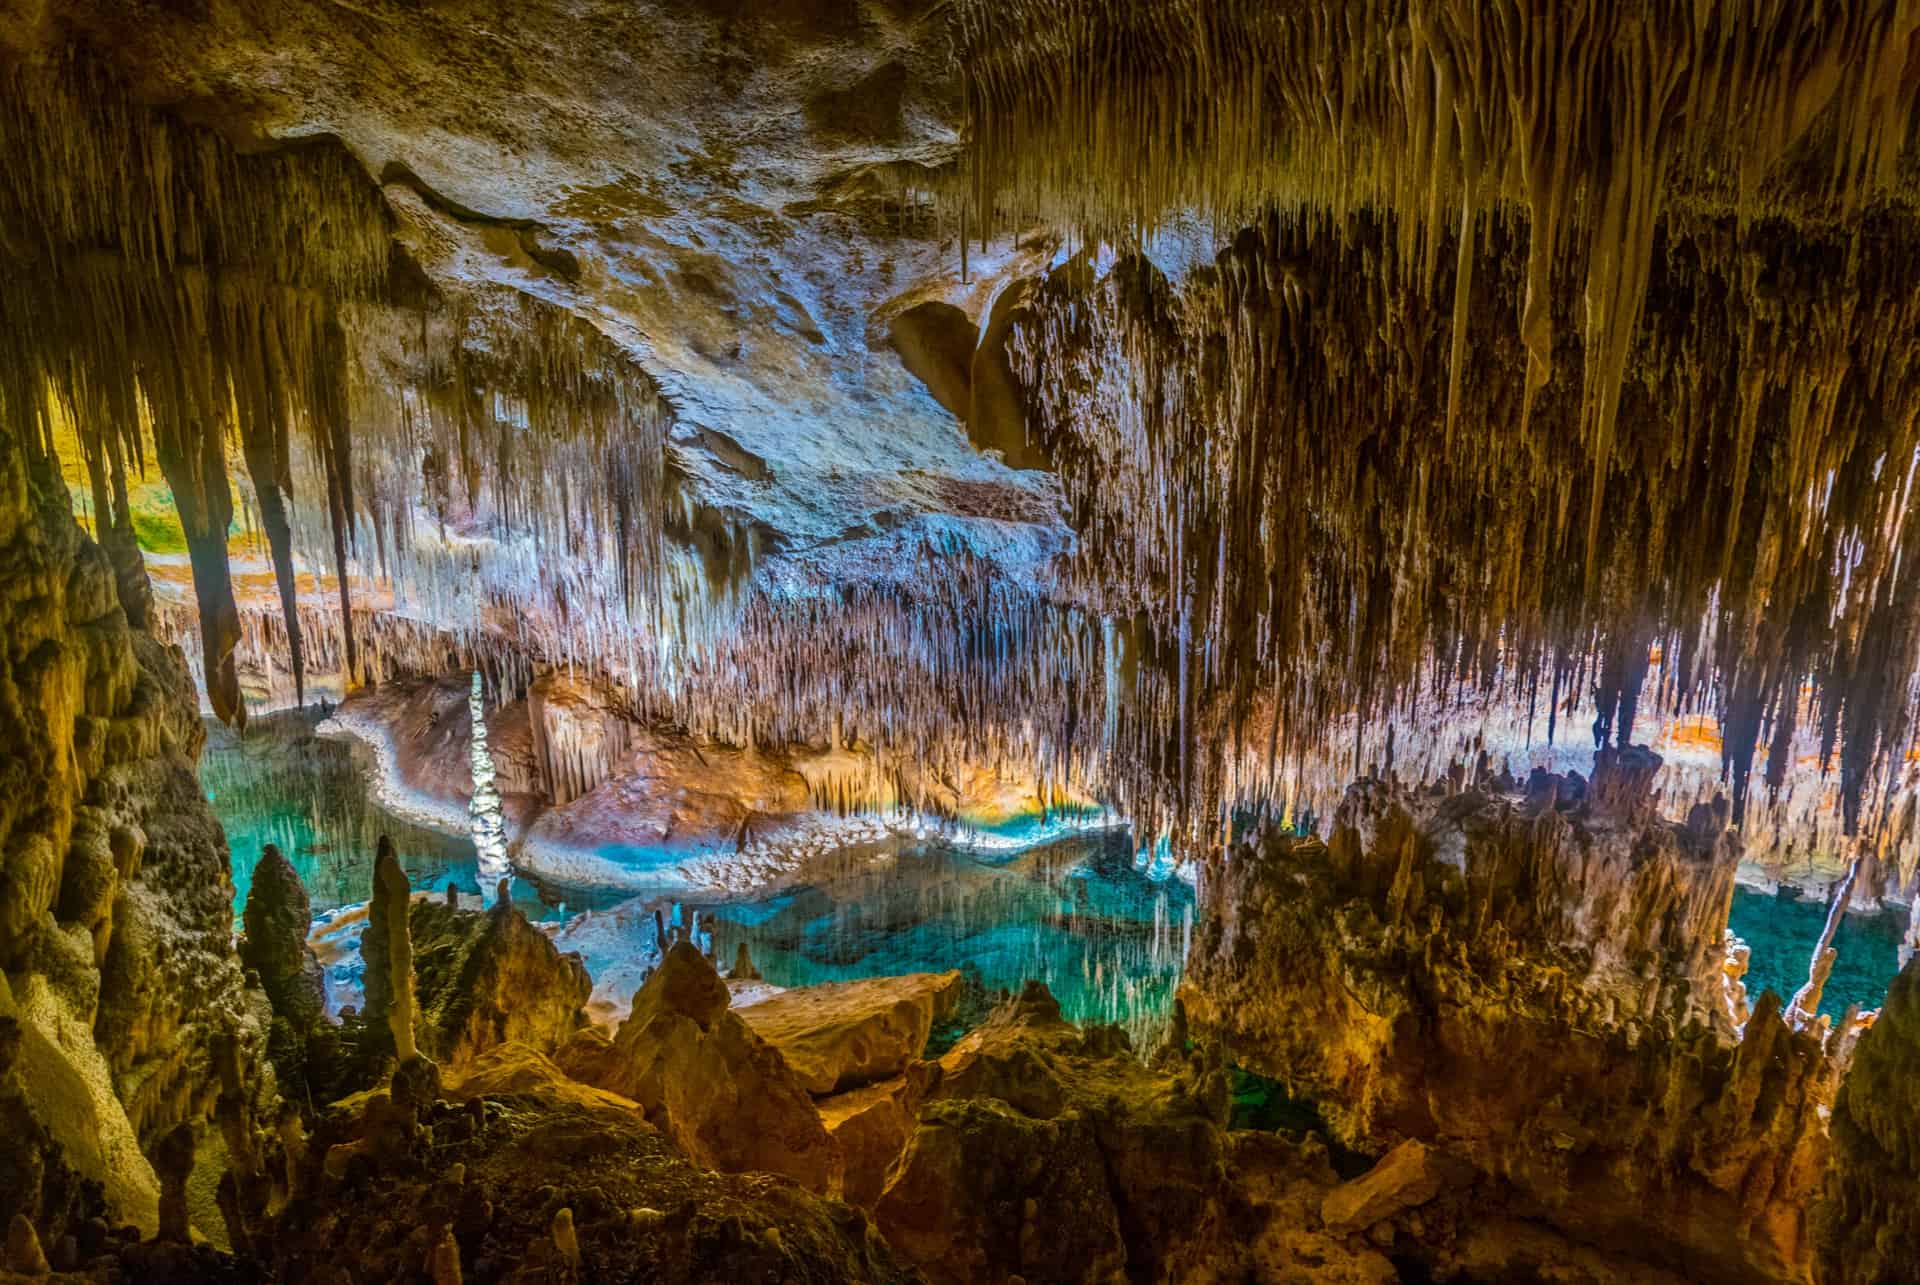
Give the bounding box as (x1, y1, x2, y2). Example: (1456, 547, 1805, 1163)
(702, 830, 1192, 1048)
(1726, 885, 1904, 1018)
(204, 711, 1190, 1044)
(202, 710, 620, 925)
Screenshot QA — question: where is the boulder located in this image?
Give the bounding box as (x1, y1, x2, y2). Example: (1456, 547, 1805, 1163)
(818, 1074, 923, 1207)
(737, 970, 962, 1095)
(561, 943, 839, 1192)
(1321, 1139, 1461, 1233)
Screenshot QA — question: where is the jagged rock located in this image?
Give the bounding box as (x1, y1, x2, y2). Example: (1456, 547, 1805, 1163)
(444, 1043, 646, 1120)
(559, 943, 839, 1193)
(1320, 1139, 1464, 1234)
(818, 1075, 924, 1208)
(737, 970, 962, 1095)
(877, 1095, 1126, 1285)
(1182, 772, 1842, 1282)
(409, 898, 591, 1070)
(1816, 956, 1920, 1284)
(248, 1032, 918, 1285)
(239, 844, 326, 1032)
(877, 981, 1396, 1285)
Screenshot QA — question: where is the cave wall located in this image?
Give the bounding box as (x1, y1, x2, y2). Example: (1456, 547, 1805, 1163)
(0, 426, 271, 1238)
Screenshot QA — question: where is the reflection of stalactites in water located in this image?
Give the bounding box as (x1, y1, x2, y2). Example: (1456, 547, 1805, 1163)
(468, 670, 512, 904)
(703, 834, 1193, 1051)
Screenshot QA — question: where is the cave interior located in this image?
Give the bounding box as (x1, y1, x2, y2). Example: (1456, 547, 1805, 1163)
(4, 2, 1920, 1283)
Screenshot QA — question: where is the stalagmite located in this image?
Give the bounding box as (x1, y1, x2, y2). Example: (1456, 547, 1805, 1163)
(154, 1122, 198, 1244)
(3, 1215, 49, 1276)
(551, 1207, 580, 1276)
(429, 1227, 464, 1285)
(372, 836, 418, 1063)
(1789, 854, 1863, 1028)
(277, 1102, 311, 1208)
(468, 671, 511, 902)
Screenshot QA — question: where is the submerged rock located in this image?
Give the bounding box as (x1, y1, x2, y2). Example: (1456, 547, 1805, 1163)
(737, 970, 962, 1095)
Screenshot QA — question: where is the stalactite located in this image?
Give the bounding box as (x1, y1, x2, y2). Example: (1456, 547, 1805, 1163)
(1010, 202, 1920, 853)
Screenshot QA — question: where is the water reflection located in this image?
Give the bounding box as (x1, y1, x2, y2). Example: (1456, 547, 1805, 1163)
(701, 830, 1191, 1050)
(1727, 885, 1902, 1017)
(202, 709, 617, 924)
(205, 711, 1189, 1046)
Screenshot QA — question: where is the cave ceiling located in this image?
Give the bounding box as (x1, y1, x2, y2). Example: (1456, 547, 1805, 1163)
(6, 0, 1920, 866)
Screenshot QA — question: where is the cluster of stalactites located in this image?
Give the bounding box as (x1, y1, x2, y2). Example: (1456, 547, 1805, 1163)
(952, 0, 1920, 555)
(0, 55, 395, 727)
(2, 53, 671, 731)
(1009, 205, 1920, 850)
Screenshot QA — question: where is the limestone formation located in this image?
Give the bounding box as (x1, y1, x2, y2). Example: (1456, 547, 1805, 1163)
(736, 970, 962, 1095)
(1816, 956, 1920, 1284)
(240, 845, 327, 1032)
(730, 942, 761, 982)
(153, 1123, 197, 1244)
(367, 836, 418, 1063)
(3, 4, 1920, 1283)
(1182, 763, 1842, 1281)
(560, 943, 840, 1193)
(249, 1020, 918, 1285)
(408, 897, 591, 1070)
(4, 1214, 50, 1276)
(0, 431, 270, 1241)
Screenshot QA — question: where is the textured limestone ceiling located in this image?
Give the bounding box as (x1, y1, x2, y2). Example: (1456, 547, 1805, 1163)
(1, 0, 1065, 576)
(11, 0, 1920, 870)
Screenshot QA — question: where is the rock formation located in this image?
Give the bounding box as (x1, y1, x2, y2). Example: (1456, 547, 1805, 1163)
(5, 3, 1920, 1282)
(1816, 955, 1920, 1284)
(1182, 753, 1842, 1281)
(559, 943, 841, 1193)
(241, 846, 328, 1034)
(735, 970, 962, 1095)
(0, 422, 272, 1242)
(408, 897, 591, 1070)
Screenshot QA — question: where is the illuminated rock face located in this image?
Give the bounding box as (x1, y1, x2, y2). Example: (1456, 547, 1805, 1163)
(0, 428, 272, 1242)
(406, 897, 591, 1071)
(559, 943, 842, 1193)
(7, 3, 1920, 1279)
(1182, 754, 1842, 1282)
